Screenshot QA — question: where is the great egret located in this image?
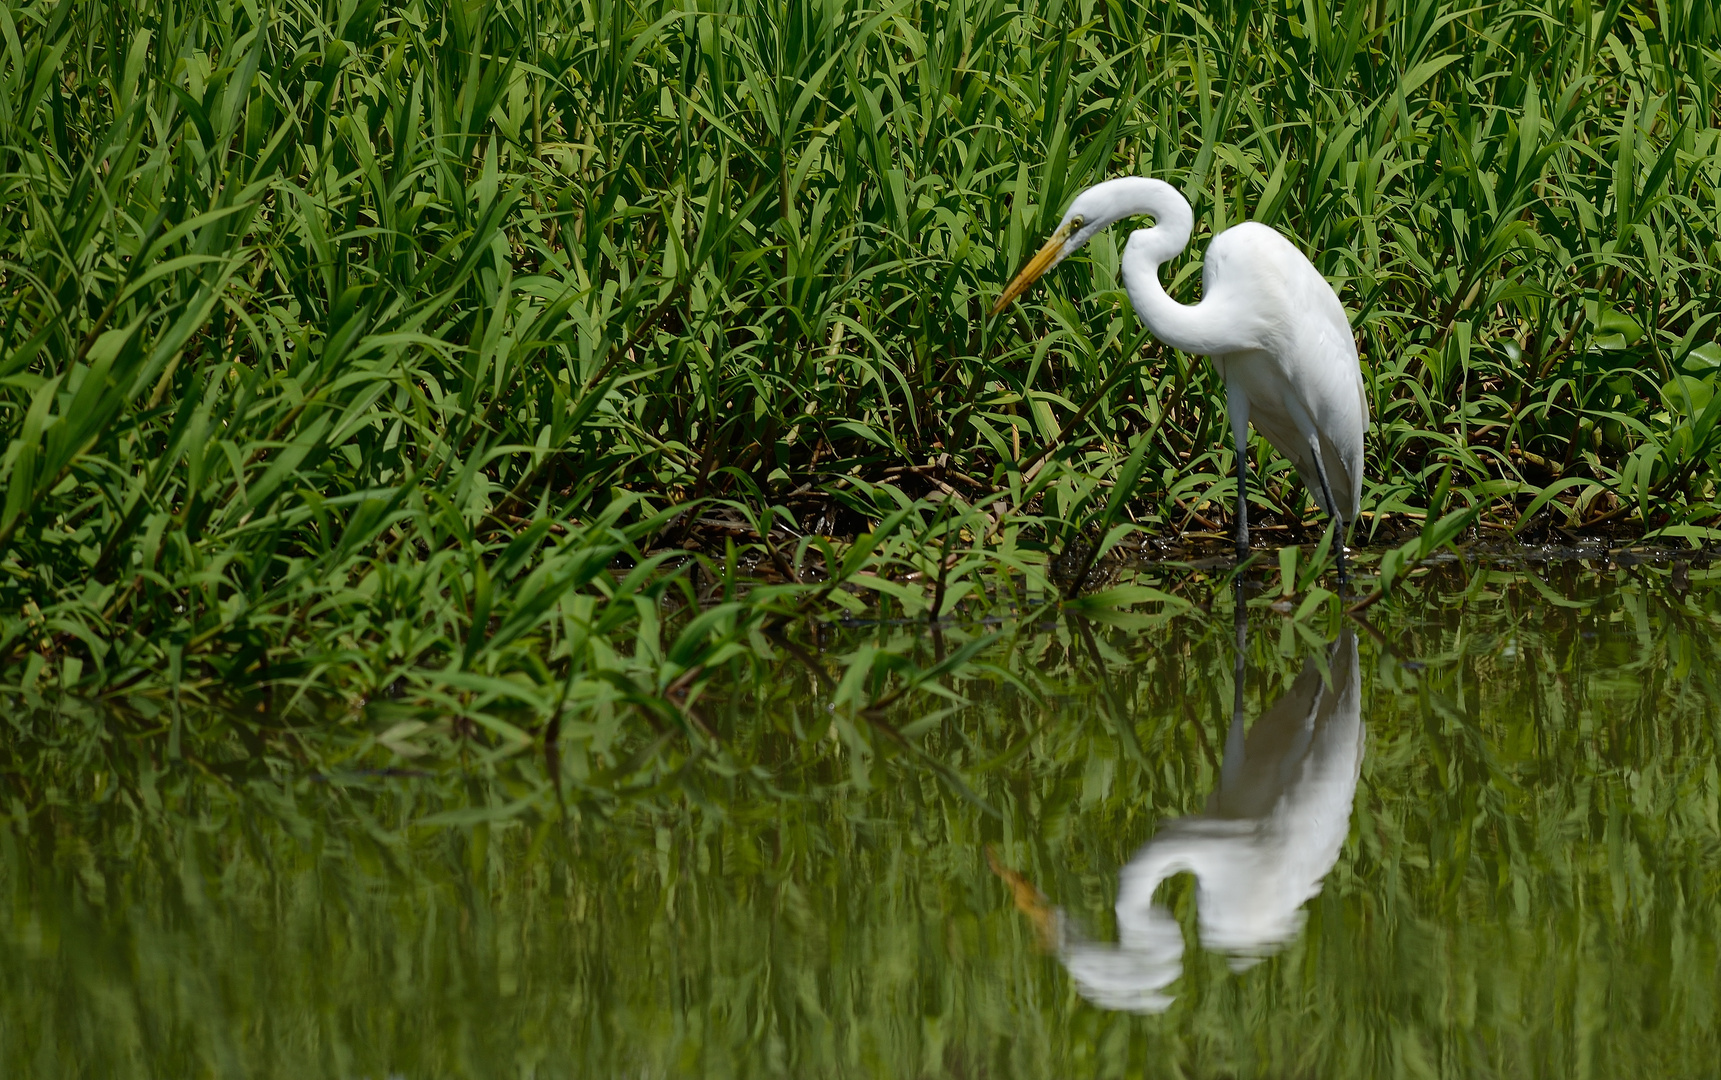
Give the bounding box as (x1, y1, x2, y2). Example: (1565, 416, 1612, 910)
(992, 177, 1368, 580)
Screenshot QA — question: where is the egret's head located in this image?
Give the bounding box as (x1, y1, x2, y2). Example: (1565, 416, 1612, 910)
(989, 198, 1106, 316)
(989, 177, 1186, 316)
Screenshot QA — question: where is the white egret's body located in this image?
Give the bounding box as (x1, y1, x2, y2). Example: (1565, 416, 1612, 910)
(1060, 631, 1364, 1014)
(994, 177, 1367, 569)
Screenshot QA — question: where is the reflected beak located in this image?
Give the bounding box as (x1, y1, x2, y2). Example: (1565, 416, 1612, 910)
(989, 225, 1072, 316)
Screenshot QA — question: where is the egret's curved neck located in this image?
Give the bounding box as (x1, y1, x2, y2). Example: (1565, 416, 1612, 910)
(1113, 185, 1251, 357)
(1098, 177, 1194, 262)
(1111, 836, 1210, 946)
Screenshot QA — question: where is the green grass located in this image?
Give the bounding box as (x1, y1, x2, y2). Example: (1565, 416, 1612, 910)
(2, 0, 1720, 735)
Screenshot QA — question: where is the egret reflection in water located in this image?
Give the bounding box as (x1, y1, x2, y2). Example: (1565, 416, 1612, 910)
(1060, 619, 1364, 1013)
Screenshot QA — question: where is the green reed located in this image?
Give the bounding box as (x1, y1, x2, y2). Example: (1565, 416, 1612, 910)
(1, 0, 1719, 740)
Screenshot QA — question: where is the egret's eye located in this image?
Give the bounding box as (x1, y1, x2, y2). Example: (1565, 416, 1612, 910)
(1070, 215, 1085, 230)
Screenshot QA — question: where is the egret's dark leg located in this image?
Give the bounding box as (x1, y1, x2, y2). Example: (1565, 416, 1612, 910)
(1227, 394, 1251, 566)
(1312, 455, 1349, 590)
(1235, 450, 1251, 564)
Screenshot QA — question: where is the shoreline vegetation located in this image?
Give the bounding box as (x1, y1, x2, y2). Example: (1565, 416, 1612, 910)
(3, 0, 1720, 745)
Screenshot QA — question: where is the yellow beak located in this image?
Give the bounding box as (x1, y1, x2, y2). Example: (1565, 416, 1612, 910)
(989, 225, 1072, 317)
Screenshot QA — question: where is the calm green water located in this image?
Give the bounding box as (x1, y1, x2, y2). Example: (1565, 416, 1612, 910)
(5, 562, 1721, 1078)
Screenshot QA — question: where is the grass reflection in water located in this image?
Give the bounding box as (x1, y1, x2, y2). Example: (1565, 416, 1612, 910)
(3, 562, 1720, 1078)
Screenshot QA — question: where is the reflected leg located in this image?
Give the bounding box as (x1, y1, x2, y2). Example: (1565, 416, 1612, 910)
(1221, 576, 1248, 793)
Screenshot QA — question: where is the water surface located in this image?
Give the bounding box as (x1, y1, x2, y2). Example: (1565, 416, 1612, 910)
(5, 561, 1720, 1077)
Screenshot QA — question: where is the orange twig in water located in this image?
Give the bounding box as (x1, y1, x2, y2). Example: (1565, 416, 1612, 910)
(985, 845, 1058, 951)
